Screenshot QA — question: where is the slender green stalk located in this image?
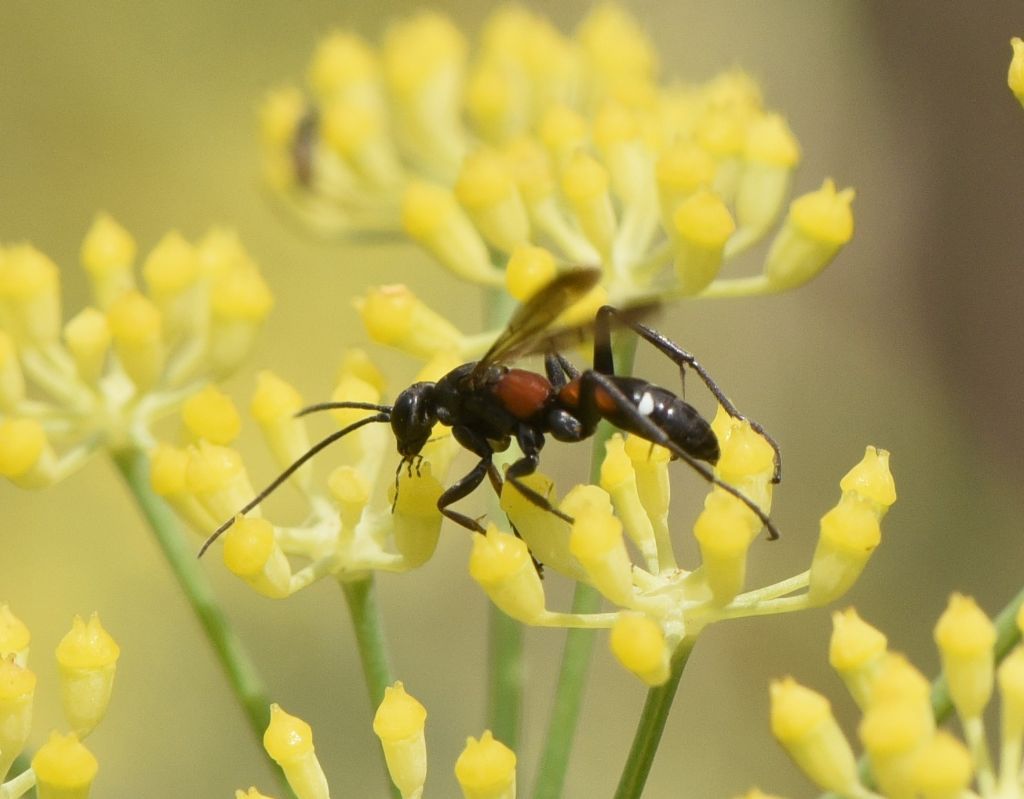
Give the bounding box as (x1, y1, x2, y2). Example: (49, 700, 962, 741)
(820, 583, 1024, 798)
(533, 335, 638, 799)
(483, 286, 525, 748)
(110, 447, 294, 798)
(339, 575, 400, 799)
(613, 637, 698, 799)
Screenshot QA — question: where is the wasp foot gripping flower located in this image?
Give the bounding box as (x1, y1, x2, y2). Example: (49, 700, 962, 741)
(0, 217, 272, 489)
(263, 5, 852, 307)
(758, 594, 1024, 799)
(464, 426, 895, 685)
(0, 609, 117, 799)
(246, 685, 516, 798)
(156, 354, 460, 596)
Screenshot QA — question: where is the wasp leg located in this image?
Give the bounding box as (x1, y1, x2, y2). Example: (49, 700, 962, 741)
(597, 305, 782, 483)
(504, 425, 575, 525)
(435, 425, 502, 534)
(577, 370, 780, 540)
(544, 352, 580, 389)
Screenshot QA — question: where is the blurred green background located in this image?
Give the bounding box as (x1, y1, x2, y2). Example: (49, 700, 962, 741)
(2, 2, 1023, 796)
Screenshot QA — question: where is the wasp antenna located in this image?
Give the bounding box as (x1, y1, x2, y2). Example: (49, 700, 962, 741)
(295, 401, 394, 418)
(197, 412, 392, 558)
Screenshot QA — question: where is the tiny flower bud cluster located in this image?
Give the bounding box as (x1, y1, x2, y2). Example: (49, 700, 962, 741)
(0, 216, 272, 489)
(261, 4, 854, 304)
(249, 683, 517, 799)
(761, 596, 1024, 799)
(464, 425, 894, 686)
(0, 606, 118, 799)
(155, 354, 461, 597)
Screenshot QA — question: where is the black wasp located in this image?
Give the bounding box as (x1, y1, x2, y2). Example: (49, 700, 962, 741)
(198, 268, 780, 557)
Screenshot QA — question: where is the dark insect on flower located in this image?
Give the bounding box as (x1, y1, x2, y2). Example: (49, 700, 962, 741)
(199, 268, 781, 557)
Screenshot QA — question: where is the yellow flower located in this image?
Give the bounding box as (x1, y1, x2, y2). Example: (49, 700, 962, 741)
(762, 594, 1024, 799)
(159, 354, 459, 598)
(261, 5, 852, 307)
(0, 217, 271, 490)
(1009, 38, 1024, 107)
(461, 428, 896, 685)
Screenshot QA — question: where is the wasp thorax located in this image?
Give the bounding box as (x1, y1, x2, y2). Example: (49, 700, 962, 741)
(390, 382, 439, 457)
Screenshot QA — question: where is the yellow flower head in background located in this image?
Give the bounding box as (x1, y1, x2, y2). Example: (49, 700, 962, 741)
(261, 4, 854, 306)
(0, 215, 272, 489)
(760, 595, 1024, 799)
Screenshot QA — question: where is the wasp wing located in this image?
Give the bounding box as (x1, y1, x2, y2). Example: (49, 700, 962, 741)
(471, 268, 602, 380)
(503, 301, 660, 360)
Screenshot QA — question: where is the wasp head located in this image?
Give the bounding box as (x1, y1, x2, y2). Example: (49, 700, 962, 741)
(390, 382, 438, 458)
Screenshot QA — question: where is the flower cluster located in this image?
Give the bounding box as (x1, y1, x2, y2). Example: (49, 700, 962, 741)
(0, 605, 120, 799)
(242, 683, 516, 799)
(260, 4, 854, 307)
(761, 595, 1024, 799)
(152, 353, 461, 596)
(0, 216, 272, 489)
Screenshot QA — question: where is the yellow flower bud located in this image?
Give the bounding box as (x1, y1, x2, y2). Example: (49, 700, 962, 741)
(0, 605, 31, 664)
(624, 436, 672, 562)
(454, 730, 516, 799)
(0, 417, 58, 488)
(0, 331, 25, 410)
(327, 465, 370, 530)
(693, 492, 757, 605)
(307, 30, 378, 99)
(504, 245, 557, 303)
(455, 150, 530, 253)
(466, 60, 528, 144)
(401, 182, 502, 286)
(734, 791, 787, 799)
(469, 525, 546, 624)
(763, 179, 855, 291)
(600, 435, 656, 566)
(670, 189, 733, 295)
(869, 654, 932, 715)
(197, 228, 253, 279)
(577, 4, 657, 88)
(358, 283, 464, 359)
(321, 99, 400, 187)
(933, 593, 995, 719)
(55, 613, 120, 736)
(858, 700, 931, 798)
(235, 789, 277, 799)
(808, 493, 881, 605)
(561, 151, 617, 258)
(142, 231, 199, 300)
(909, 731, 973, 799)
(63, 308, 111, 386)
(828, 608, 887, 709)
(997, 645, 1024, 762)
(500, 474, 585, 581)
(373, 682, 427, 799)
(839, 446, 896, 518)
(0, 656, 36, 779)
(250, 370, 310, 481)
(734, 114, 800, 241)
(32, 731, 98, 799)
(259, 85, 305, 151)
(569, 507, 634, 605)
(391, 466, 444, 570)
(0, 244, 62, 345)
(182, 385, 242, 445)
(149, 442, 218, 533)
(1009, 38, 1024, 107)
(184, 441, 256, 523)
(209, 265, 274, 375)
(655, 141, 716, 219)
(610, 614, 670, 686)
(769, 678, 860, 795)
(80, 213, 137, 308)
(106, 290, 165, 392)
(504, 136, 555, 205)
(224, 517, 291, 599)
(264, 704, 329, 799)
(538, 105, 588, 167)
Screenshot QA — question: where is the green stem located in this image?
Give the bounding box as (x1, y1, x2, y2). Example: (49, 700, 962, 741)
(613, 637, 698, 799)
(819, 583, 1024, 798)
(339, 575, 400, 799)
(533, 336, 638, 799)
(483, 286, 525, 749)
(110, 447, 294, 797)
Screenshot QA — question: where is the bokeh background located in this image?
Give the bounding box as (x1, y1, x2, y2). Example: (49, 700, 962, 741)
(2, 2, 1023, 796)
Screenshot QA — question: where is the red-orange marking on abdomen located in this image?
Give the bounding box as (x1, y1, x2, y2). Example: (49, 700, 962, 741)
(494, 369, 553, 420)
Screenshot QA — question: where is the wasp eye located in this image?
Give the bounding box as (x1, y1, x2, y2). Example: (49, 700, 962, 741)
(390, 383, 437, 457)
